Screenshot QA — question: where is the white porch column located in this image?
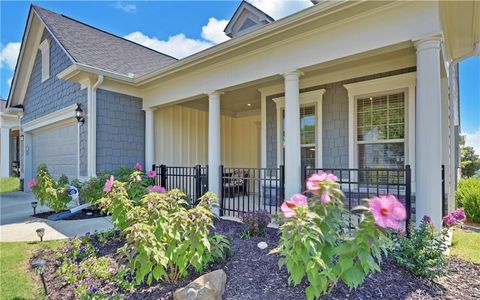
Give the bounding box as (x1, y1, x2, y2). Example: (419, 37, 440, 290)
(1, 127, 10, 177)
(283, 71, 302, 198)
(208, 91, 222, 198)
(414, 37, 443, 229)
(144, 108, 155, 171)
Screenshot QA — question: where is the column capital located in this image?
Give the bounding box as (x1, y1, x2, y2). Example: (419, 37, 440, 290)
(282, 70, 304, 81)
(207, 91, 224, 98)
(143, 107, 155, 113)
(413, 36, 442, 52)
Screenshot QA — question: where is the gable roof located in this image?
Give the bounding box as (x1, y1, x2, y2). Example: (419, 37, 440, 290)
(32, 5, 177, 78)
(224, 1, 274, 38)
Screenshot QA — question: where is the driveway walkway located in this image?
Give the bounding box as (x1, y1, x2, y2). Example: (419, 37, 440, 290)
(0, 192, 113, 242)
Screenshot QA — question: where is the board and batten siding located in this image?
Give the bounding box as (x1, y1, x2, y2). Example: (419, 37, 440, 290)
(154, 105, 260, 168)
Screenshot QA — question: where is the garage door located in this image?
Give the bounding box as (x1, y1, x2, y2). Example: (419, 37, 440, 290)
(32, 122, 78, 180)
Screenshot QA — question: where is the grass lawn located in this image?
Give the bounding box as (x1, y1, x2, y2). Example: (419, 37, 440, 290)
(450, 228, 480, 264)
(0, 240, 64, 300)
(0, 177, 20, 193)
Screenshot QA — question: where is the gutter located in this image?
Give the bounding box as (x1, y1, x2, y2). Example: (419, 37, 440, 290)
(87, 75, 104, 177)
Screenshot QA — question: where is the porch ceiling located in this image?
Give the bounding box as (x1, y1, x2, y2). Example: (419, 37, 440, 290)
(178, 43, 416, 116)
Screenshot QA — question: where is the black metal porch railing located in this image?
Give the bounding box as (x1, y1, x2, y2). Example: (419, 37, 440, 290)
(152, 164, 208, 204)
(304, 165, 412, 233)
(219, 165, 285, 218)
(152, 163, 412, 233)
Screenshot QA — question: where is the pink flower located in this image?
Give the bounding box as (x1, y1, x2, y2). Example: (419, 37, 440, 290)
(369, 195, 406, 230)
(280, 194, 308, 218)
(320, 192, 331, 204)
(147, 185, 167, 193)
(103, 176, 115, 193)
(28, 178, 38, 189)
(422, 215, 432, 223)
(452, 208, 466, 221)
(147, 170, 157, 178)
(306, 172, 338, 192)
(135, 163, 143, 171)
(135, 175, 142, 182)
(443, 214, 457, 226)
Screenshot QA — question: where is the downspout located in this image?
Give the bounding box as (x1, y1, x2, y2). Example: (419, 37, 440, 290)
(87, 75, 104, 177)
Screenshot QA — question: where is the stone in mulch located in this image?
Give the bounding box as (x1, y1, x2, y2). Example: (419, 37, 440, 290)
(32, 219, 480, 300)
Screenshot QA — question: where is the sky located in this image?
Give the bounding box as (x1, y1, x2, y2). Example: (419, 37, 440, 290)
(0, 0, 479, 151)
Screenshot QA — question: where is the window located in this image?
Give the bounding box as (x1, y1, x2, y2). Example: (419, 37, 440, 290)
(273, 89, 325, 168)
(356, 92, 405, 170)
(281, 105, 317, 168)
(39, 39, 50, 82)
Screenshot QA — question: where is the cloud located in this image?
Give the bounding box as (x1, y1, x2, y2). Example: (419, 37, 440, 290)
(0, 42, 21, 70)
(248, 0, 312, 20)
(114, 1, 137, 13)
(201, 18, 229, 44)
(125, 32, 213, 59)
(7, 77, 12, 86)
(125, 15, 230, 59)
(464, 129, 480, 154)
(123, 0, 312, 59)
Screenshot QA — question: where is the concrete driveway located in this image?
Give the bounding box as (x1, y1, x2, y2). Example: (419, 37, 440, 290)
(0, 192, 113, 242)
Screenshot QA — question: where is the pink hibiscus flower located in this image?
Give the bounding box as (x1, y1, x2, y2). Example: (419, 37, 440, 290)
(135, 163, 143, 171)
(306, 172, 338, 192)
(280, 194, 308, 218)
(103, 175, 115, 193)
(321, 192, 331, 204)
(147, 170, 157, 178)
(369, 195, 406, 230)
(135, 175, 142, 182)
(28, 178, 38, 189)
(147, 185, 167, 193)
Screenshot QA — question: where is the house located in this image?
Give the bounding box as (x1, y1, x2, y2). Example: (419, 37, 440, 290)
(5, 1, 479, 228)
(0, 100, 21, 178)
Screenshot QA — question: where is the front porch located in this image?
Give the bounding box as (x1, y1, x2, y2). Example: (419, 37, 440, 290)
(144, 39, 453, 229)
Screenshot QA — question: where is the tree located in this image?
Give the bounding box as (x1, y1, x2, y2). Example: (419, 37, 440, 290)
(460, 144, 480, 178)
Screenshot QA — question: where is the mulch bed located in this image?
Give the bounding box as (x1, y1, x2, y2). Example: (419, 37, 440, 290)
(34, 208, 106, 220)
(33, 219, 480, 299)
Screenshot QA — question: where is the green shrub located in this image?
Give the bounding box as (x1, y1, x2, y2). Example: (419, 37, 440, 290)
(98, 175, 230, 284)
(392, 216, 447, 278)
(31, 164, 72, 212)
(456, 178, 480, 223)
(56, 237, 112, 285)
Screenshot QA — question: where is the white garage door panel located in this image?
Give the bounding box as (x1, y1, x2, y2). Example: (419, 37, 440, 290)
(32, 123, 78, 179)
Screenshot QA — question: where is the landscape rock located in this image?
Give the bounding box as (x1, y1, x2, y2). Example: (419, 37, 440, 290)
(257, 241, 268, 250)
(173, 269, 227, 300)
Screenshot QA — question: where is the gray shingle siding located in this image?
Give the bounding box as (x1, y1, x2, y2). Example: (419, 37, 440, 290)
(96, 89, 145, 173)
(266, 97, 277, 168)
(265, 67, 416, 169)
(21, 29, 88, 176)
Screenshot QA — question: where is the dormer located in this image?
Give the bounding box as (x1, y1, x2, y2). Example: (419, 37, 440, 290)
(224, 1, 274, 38)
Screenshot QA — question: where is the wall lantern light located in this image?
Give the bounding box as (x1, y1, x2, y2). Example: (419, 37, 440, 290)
(75, 103, 85, 124)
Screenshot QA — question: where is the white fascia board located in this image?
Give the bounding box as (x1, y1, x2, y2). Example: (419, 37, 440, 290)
(22, 103, 78, 132)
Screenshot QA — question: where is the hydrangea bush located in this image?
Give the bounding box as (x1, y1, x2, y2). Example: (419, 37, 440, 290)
(271, 173, 406, 300)
(98, 168, 230, 285)
(30, 164, 73, 212)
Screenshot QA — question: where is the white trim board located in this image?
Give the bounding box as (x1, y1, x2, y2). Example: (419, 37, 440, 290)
(272, 89, 326, 168)
(22, 103, 78, 132)
(343, 72, 416, 189)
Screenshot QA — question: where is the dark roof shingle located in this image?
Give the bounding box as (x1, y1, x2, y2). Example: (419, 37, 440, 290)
(33, 5, 177, 78)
